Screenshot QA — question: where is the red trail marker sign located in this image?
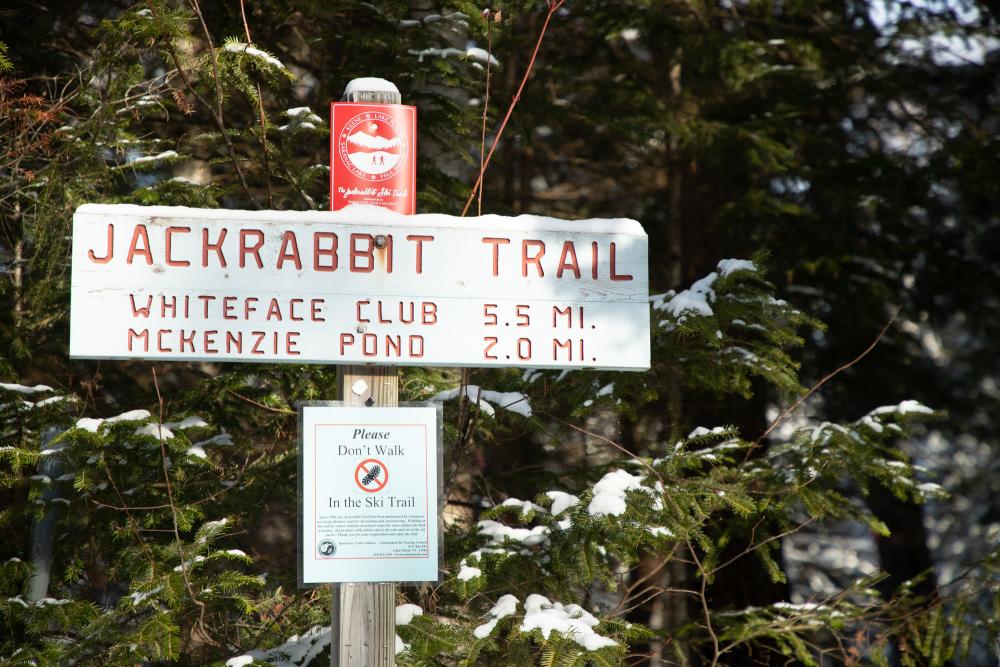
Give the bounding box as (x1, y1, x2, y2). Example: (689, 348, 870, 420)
(330, 103, 416, 214)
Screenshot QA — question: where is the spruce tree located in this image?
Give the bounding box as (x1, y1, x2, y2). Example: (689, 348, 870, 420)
(1, 2, 997, 666)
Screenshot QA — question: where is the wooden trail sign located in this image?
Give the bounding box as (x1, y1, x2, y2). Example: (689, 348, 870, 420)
(69, 204, 650, 370)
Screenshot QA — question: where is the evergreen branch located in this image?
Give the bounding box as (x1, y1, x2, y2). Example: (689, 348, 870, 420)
(477, 9, 495, 216)
(687, 540, 721, 667)
(187, 0, 257, 207)
(98, 457, 158, 569)
(146, 0, 254, 205)
(239, 0, 273, 208)
(753, 305, 902, 449)
(709, 517, 816, 576)
(224, 388, 296, 414)
(461, 0, 566, 216)
(152, 367, 219, 649)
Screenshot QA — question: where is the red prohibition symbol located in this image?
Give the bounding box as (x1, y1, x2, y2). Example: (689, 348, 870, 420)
(354, 458, 388, 493)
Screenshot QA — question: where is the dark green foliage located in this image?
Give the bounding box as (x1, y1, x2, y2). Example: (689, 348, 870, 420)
(1, 0, 997, 666)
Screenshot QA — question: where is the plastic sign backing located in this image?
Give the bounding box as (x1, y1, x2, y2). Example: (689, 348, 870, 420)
(298, 403, 441, 585)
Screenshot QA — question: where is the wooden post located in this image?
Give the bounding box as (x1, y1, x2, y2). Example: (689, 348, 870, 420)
(333, 367, 398, 667)
(332, 80, 403, 667)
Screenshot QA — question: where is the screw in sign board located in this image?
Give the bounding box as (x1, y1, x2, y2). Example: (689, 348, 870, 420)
(330, 102, 416, 214)
(354, 458, 389, 493)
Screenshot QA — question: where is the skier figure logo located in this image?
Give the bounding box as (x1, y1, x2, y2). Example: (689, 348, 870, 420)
(338, 113, 405, 180)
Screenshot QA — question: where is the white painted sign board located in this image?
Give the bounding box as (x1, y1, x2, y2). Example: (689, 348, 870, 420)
(70, 204, 650, 370)
(299, 405, 439, 584)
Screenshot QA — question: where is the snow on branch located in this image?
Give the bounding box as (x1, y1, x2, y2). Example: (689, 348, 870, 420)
(431, 384, 532, 417)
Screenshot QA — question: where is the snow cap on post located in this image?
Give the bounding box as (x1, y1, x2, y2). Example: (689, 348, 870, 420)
(342, 77, 401, 104)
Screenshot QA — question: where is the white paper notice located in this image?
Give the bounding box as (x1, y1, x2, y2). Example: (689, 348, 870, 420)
(300, 405, 438, 584)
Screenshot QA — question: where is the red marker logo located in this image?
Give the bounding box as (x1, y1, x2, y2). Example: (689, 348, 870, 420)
(331, 103, 416, 214)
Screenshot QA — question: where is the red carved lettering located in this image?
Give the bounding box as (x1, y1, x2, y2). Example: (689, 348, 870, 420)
(157, 329, 172, 353)
(350, 234, 374, 272)
(127, 225, 152, 265)
(406, 235, 434, 274)
(128, 328, 149, 352)
(204, 330, 218, 354)
(609, 242, 633, 281)
(483, 237, 510, 276)
(340, 333, 355, 355)
(356, 299, 370, 323)
(277, 231, 303, 270)
(310, 299, 325, 322)
(422, 302, 438, 325)
(165, 226, 190, 267)
(314, 232, 338, 272)
(179, 329, 195, 352)
(251, 331, 266, 354)
(409, 335, 424, 358)
(130, 294, 152, 317)
(266, 298, 282, 321)
(516, 305, 530, 327)
(556, 241, 581, 279)
(239, 229, 264, 268)
(89, 224, 114, 264)
(202, 228, 227, 267)
(522, 240, 545, 277)
(290, 298, 303, 321)
(225, 331, 243, 353)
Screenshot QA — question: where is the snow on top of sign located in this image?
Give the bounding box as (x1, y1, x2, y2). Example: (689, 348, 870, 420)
(344, 77, 399, 96)
(74, 203, 646, 236)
